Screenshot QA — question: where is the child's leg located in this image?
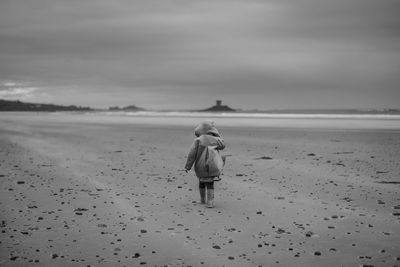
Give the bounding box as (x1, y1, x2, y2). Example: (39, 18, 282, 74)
(206, 182, 214, 190)
(206, 182, 214, 208)
(199, 181, 206, 204)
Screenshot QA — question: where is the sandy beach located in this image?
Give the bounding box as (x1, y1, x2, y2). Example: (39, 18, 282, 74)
(1, 112, 399, 267)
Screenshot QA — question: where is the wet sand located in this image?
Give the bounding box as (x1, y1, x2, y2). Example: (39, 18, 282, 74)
(1, 113, 400, 266)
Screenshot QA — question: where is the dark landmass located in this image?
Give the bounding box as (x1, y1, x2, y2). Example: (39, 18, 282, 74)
(108, 105, 145, 111)
(202, 100, 236, 112)
(0, 99, 92, 112)
(2, 99, 399, 115)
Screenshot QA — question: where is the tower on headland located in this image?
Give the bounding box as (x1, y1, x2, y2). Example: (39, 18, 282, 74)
(202, 100, 236, 112)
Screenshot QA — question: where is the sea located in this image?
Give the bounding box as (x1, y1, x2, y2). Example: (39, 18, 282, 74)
(71, 111, 400, 130)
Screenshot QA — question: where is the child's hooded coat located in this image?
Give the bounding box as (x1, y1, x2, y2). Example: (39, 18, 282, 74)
(185, 121, 225, 180)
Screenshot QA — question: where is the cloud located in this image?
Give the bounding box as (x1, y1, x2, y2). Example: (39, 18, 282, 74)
(0, 87, 38, 98)
(0, 80, 42, 100)
(0, 0, 399, 109)
(2, 81, 24, 87)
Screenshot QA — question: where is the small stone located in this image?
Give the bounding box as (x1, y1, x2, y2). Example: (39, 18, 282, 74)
(228, 256, 235, 260)
(276, 228, 286, 234)
(305, 231, 314, 237)
(74, 208, 88, 212)
(255, 156, 273, 160)
(314, 251, 321, 256)
(140, 229, 147, 233)
(212, 245, 221, 249)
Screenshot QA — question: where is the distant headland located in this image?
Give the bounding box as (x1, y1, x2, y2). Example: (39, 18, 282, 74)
(202, 100, 236, 112)
(0, 99, 91, 112)
(1, 99, 399, 114)
(108, 105, 145, 111)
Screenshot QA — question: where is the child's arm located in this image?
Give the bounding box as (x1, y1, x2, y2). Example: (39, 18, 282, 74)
(216, 137, 225, 150)
(185, 139, 199, 171)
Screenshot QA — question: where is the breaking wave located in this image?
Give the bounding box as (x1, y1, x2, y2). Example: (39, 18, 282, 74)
(97, 111, 400, 120)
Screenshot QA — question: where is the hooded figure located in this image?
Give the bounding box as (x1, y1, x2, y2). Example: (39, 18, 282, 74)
(194, 121, 221, 138)
(185, 121, 225, 207)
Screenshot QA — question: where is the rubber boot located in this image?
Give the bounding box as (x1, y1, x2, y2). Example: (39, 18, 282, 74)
(199, 187, 206, 204)
(207, 189, 214, 208)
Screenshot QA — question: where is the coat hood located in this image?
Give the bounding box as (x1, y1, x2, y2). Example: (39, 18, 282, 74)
(194, 121, 221, 137)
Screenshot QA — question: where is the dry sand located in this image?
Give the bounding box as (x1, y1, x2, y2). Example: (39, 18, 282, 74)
(0, 112, 399, 267)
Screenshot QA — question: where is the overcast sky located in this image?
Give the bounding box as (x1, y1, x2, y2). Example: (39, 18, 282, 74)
(0, 0, 399, 110)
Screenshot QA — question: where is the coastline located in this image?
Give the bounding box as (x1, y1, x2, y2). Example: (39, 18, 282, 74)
(1, 111, 400, 131)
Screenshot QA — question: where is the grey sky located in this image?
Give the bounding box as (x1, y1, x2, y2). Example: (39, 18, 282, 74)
(0, 0, 399, 109)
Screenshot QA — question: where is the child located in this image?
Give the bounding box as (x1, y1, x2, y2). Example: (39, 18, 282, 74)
(185, 121, 225, 208)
